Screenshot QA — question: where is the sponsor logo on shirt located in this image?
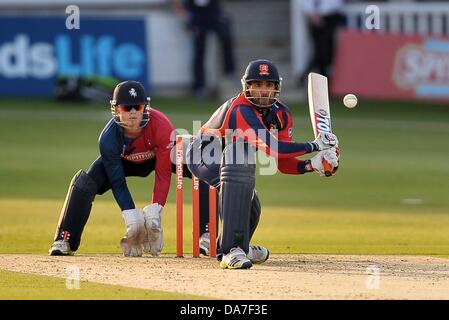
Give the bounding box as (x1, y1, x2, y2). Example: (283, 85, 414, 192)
(121, 150, 155, 163)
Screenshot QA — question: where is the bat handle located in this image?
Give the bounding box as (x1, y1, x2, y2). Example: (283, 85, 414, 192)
(323, 159, 332, 177)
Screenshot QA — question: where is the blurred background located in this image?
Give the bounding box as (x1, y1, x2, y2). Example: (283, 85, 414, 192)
(1, 0, 448, 101)
(0, 0, 448, 256)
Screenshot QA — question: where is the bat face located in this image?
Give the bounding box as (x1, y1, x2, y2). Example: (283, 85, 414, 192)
(313, 108, 332, 136)
(307, 72, 334, 177)
(308, 72, 333, 137)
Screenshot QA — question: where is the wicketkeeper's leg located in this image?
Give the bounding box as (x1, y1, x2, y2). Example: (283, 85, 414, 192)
(52, 169, 98, 253)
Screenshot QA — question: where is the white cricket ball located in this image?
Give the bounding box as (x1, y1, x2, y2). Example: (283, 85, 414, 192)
(343, 94, 358, 109)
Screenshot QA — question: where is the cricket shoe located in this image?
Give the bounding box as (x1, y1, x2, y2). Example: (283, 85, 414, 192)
(49, 240, 73, 256)
(247, 245, 269, 264)
(199, 232, 210, 256)
(220, 247, 252, 269)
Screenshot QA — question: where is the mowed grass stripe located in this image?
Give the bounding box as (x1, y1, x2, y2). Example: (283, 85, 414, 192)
(0, 270, 206, 300)
(2, 108, 448, 132)
(1, 199, 448, 256)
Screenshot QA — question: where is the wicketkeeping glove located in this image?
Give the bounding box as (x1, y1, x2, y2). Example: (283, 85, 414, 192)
(120, 208, 146, 257)
(142, 203, 164, 256)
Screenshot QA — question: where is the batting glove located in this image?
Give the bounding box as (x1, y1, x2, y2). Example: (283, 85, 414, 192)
(311, 132, 339, 151)
(311, 147, 340, 176)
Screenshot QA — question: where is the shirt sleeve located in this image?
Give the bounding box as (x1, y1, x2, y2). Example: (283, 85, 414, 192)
(151, 118, 174, 206)
(99, 137, 135, 211)
(277, 158, 312, 175)
(232, 105, 313, 159)
(275, 110, 306, 174)
(277, 110, 294, 142)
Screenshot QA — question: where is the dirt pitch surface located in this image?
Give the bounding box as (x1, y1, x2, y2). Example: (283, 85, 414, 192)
(1, 254, 448, 299)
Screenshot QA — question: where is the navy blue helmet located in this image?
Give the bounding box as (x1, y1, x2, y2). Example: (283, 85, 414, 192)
(110, 80, 151, 128)
(241, 59, 282, 108)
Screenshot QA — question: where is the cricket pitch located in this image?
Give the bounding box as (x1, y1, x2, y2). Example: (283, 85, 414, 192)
(0, 254, 448, 299)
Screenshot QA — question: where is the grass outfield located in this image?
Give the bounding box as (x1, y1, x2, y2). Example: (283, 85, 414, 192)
(0, 270, 207, 300)
(0, 97, 449, 250)
(1, 96, 449, 256)
(1, 97, 448, 211)
(1, 199, 449, 255)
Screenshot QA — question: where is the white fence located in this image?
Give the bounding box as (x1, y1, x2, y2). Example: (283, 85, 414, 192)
(344, 2, 449, 35)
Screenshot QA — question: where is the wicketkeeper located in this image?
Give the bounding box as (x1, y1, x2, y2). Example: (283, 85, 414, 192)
(49, 80, 211, 257)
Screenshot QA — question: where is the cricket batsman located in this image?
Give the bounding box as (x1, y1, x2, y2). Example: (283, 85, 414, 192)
(187, 59, 340, 269)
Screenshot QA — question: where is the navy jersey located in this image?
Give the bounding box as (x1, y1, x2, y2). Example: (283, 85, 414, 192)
(99, 108, 174, 210)
(200, 93, 313, 174)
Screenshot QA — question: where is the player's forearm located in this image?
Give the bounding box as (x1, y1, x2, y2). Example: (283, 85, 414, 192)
(152, 175, 170, 206)
(152, 153, 172, 206)
(152, 160, 171, 206)
(278, 158, 313, 175)
(101, 154, 136, 210)
(236, 107, 314, 157)
(276, 140, 314, 157)
(255, 137, 314, 159)
(236, 126, 314, 158)
(112, 183, 136, 210)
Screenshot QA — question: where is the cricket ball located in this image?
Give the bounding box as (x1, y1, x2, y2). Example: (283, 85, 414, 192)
(343, 94, 358, 109)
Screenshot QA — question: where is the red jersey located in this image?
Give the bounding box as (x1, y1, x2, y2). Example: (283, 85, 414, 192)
(199, 93, 313, 174)
(99, 108, 174, 209)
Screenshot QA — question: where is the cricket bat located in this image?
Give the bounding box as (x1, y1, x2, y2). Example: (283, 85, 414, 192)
(307, 72, 333, 177)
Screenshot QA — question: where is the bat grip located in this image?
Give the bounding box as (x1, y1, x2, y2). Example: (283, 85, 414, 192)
(323, 159, 332, 177)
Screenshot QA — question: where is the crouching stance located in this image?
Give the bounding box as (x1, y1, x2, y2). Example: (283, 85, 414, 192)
(187, 59, 340, 269)
(49, 81, 172, 257)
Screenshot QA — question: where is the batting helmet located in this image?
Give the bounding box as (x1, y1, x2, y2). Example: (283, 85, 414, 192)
(241, 59, 282, 108)
(110, 80, 151, 128)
